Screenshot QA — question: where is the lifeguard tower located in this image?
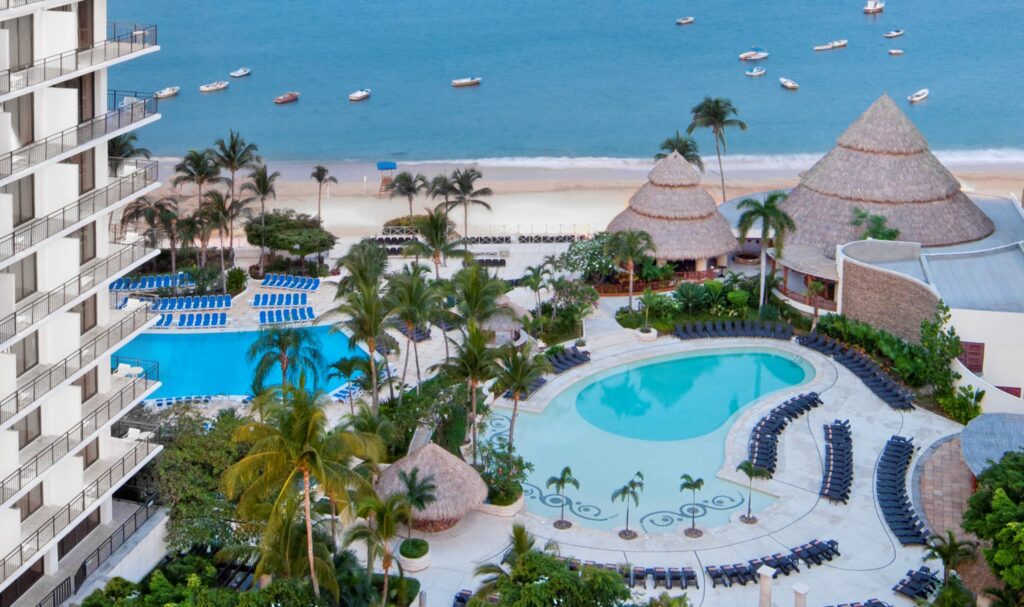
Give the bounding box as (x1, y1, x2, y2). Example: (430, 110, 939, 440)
(377, 161, 396, 197)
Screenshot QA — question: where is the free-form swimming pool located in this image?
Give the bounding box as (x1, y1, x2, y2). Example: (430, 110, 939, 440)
(114, 326, 366, 398)
(502, 348, 811, 533)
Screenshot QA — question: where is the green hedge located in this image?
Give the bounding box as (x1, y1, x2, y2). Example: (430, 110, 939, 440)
(399, 538, 429, 559)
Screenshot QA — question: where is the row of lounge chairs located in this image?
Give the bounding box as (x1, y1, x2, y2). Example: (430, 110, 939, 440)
(251, 292, 308, 308)
(110, 272, 194, 291)
(397, 324, 432, 342)
(331, 382, 364, 403)
(153, 294, 232, 311)
(464, 235, 512, 244)
(517, 234, 580, 243)
(824, 601, 893, 607)
(798, 333, 914, 410)
(705, 539, 839, 588)
(504, 377, 547, 400)
(876, 436, 930, 545)
(674, 320, 794, 340)
(625, 566, 699, 589)
(150, 395, 212, 407)
(376, 236, 413, 245)
(547, 347, 591, 374)
(385, 247, 405, 256)
(748, 393, 823, 476)
(821, 419, 853, 504)
(893, 566, 940, 600)
(260, 273, 321, 291)
(477, 258, 507, 268)
(258, 307, 316, 325)
(153, 312, 229, 329)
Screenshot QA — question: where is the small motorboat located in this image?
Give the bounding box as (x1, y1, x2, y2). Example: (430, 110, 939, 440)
(154, 86, 179, 99)
(813, 39, 848, 51)
(348, 89, 371, 102)
(273, 91, 300, 104)
(199, 81, 228, 93)
(739, 48, 770, 61)
(908, 88, 929, 103)
(745, 67, 767, 77)
(229, 67, 251, 78)
(889, 49, 904, 56)
(779, 77, 799, 90)
(863, 0, 885, 13)
(676, 17, 695, 25)
(884, 29, 905, 38)
(451, 77, 481, 88)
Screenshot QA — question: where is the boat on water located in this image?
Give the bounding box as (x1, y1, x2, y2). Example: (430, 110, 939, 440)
(739, 48, 770, 61)
(745, 67, 767, 77)
(199, 81, 228, 93)
(452, 77, 481, 88)
(813, 39, 848, 51)
(884, 29, 905, 38)
(864, 0, 885, 13)
(154, 86, 179, 99)
(348, 89, 371, 102)
(273, 91, 299, 104)
(889, 49, 904, 56)
(676, 17, 694, 25)
(908, 89, 929, 103)
(230, 67, 251, 78)
(779, 77, 799, 90)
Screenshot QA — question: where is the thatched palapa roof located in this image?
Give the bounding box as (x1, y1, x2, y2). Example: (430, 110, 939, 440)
(785, 95, 993, 250)
(480, 295, 530, 333)
(375, 443, 486, 531)
(606, 152, 738, 260)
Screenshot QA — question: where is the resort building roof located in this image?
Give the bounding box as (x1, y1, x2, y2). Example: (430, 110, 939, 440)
(960, 413, 1024, 476)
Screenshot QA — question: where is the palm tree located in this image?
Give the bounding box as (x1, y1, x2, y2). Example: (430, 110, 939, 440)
(736, 191, 796, 309)
(187, 205, 214, 268)
(603, 229, 655, 311)
(246, 326, 326, 388)
(473, 524, 557, 598)
(326, 284, 394, 413)
(212, 129, 260, 231)
(686, 97, 747, 202)
(224, 385, 383, 600)
(546, 466, 579, 529)
(335, 238, 389, 296)
(387, 171, 427, 219)
(445, 167, 492, 246)
(925, 531, 978, 584)
(108, 133, 151, 174)
(153, 197, 183, 275)
(120, 196, 171, 248)
(520, 265, 551, 313)
(343, 493, 410, 607)
(327, 355, 364, 414)
(646, 593, 691, 607)
(310, 165, 338, 223)
(611, 471, 645, 539)
(242, 163, 281, 276)
(654, 131, 704, 172)
(451, 262, 508, 326)
(430, 322, 496, 465)
(386, 265, 439, 391)
(806, 280, 825, 328)
(490, 343, 552, 448)
(173, 148, 221, 206)
(429, 172, 458, 216)
(679, 473, 705, 536)
(201, 191, 232, 293)
(402, 208, 467, 279)
(399, 468, 437, 539)
(984, 585, 1022, 607)
(736, 460, 771, 523)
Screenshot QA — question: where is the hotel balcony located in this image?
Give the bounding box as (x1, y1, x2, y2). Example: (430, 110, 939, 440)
(0, 434, 161, 586)
(0, 359, 159, 508)
(0, 91, 159, 187)
(0, 239, 158, 349)
(0, 24, 158, 104)
(0, 159, 159, 270)
(0, 304, 156, 428)
(0, 0, 84, 21)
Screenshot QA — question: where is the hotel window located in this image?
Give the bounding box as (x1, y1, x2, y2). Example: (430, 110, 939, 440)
(11, 253, 36, 302)
(13, 331, 39, 377)
(4, 176, 35, 228)
(80, 437, 99, 469)
(13, 407, 41, 449)
(76, 222, 96, 264)
(74, 367, 99, 402)
(58, 510, 99, 559)
(16, 484, 42, 521)
(958, 342, 985, 374)
(74, 294, 97, 334)
(0, 558, 43, 607)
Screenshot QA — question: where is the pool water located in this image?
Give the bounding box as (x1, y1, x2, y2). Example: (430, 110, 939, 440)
(114, 326, 366, 398)
(503, 349, 810, 533)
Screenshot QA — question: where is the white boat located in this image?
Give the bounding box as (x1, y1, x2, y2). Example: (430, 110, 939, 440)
(813, 39, 848, 51)
(348, 89, 371, 102)
(154, 86, 179, 99)
(779, 77, 799, 90)
(908, 88, 929, 103)
(745, 67, 767, 77)
(451, 77, 481, 88)
(864, 0, 885, 13)
(675, 17, 695, 25)
(229, 67, 251, 78)
(884, 29, 905, 38)
(199, 81, 229, 93)
(739, 48, 770, 61)
(889, 49, 904, 55)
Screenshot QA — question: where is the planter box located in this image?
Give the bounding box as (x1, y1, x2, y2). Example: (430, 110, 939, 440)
(397, 549, 430, 573)
(636, 329, 657, 342)
(477, 494, 525, 517)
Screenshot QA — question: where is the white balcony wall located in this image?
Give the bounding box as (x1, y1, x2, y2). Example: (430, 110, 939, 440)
(37, 309, 79, 365)
(43, 453, 83, 506)
(35, 163, 78, 216)
(0, 272, 14, 316)
(94, 69, 107, 114)
(36, 235, 77, 290)
(0, 192, 12, 241)
(96, 286, 110, 328)
(39, 383, 82, 437)
(36, 87, 77, 140)
(0, 29, 10, 72)
(96, 356, 111, 394)
(35, 10, 77, 59)
(0, 429, 17, 477)
(0, 508, 20, 556)
(0, 112, 15, 155)
(952, 308, 1024, 393)
(93, 0, 107, 47)
(95, 215, 110, 259)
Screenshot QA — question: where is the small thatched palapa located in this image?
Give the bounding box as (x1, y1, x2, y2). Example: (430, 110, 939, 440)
(480, 295, 531, 333)
(606, 152, 738, 261)
(375, 443, 486, 532)
(785, 95, 993, 250)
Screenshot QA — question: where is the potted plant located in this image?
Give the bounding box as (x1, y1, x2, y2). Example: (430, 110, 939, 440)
(478, 442, 533, 516)
(397, 468, 436, 572)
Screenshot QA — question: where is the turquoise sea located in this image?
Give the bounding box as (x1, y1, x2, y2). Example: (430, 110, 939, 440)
(109, 0, 1023, 163)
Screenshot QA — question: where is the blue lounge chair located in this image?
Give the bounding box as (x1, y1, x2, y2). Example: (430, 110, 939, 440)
(177, 314, 187, 328)
(259, 310, 268, 324)
(284, 308, 294, 323)
(274, 309, 283, 324)
(305, 306, 314, 320)
(219, 312, 227, 326)
(299, 293, 308, 305)
(310, 278, 320, 291)
(199, 313, 209, 327)
(183, 313, 194, 328)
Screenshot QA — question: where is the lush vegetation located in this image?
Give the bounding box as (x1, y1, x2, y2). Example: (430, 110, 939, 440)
(963, 450, 1024, 597)
(244, 209, 337, 262)
(614, 275, 778, 333)
(477, 442, 533, 506)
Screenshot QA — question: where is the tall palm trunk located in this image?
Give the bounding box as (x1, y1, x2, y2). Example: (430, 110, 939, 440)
(218, 228, 227, 294)
(758, 229, 768, 308)
(714, 132, 727, 203)
(507, 393, 520, 449)
(627, 260, 635, 310)
(407, 196, 413, 218)
(279, 356, 289, 389)
(316, 184, 323, 222)
(368, 344, 380, 413)
(400, 333, 413, 394)
(432, 252, 441, 280)
(469, 379, 479, 465)
(259, 198, 267, 275)
(625, 502, 631, 533)
(228, 170, 237, 250)
(379, 555, 392, 607)
(302, 470, 321, 599)
(412, 339, 422, 393)
(690, 492, 697, 530)
(746, 480, 753, 519)
(464, 205, 469, 251)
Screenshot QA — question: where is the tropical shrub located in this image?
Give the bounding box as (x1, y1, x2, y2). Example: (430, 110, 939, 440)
(399, 538, 429, 559)
(639, 257, 674, 281)
(226, 267, 247, 294)
(963, 450, 1024, 592)
(560, 233, 615, 282)
(478, 441, 534, 505)
(673, 282, 708, 313)
(475, 551, 629, 607)
(727, 289, 751, 315)
(245, 209, 337, 258)
(937, 385, 985, 425)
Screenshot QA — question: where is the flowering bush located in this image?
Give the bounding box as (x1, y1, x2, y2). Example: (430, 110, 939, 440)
(478, 441, 534, 506)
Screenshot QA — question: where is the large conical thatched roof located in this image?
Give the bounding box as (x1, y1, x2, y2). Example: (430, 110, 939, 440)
(785, 95, 993, 249)
(606, 152, 738, 260)
(375, 443, 487, 531)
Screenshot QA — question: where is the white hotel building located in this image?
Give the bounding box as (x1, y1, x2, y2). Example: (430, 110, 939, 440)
(0, 0, 163, 604)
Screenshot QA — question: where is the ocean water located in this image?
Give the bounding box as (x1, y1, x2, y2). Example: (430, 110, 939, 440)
(109, 0, 1023, 163)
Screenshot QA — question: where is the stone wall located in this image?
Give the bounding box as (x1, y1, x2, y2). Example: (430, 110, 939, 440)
(841, 260, 938, 343)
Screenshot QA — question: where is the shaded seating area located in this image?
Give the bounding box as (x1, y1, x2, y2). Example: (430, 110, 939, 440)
(154, 294, 232, 311)
(748, 392, 823, 476)
(674, 319, 793, 340)
(260, 273, 321, 291)
(257, 307, 316, 325)
(251, 292, 308, 307)
(797, 332, 914, 410)
(503, 377, 547, 400)
(820, 419, 853, 504)
(892, 566, 941, 600)
(705, 540, 838, 588)
(397, 324, 432, 342)
(876, 436, 930, 545)
(547, 346, 591, 374)
(110, 272, 195, 291)
(165, 312, 229, 329)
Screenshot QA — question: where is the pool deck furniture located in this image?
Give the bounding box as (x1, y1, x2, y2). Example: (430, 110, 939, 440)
(748, 392, 823, 476)
(153, 294, 232, 312)
(257, 306, 317, 326)
(110, 272, 195, 291)
(821, 419, 853, 503)
(158, 312, 229, 329)
(798, 332, 914, 409)
(397, 323, 432, 342)
(259, 273, 321, 291)
(674, 319, 794, 341)
(251, 292, 308, 307)
(876, 436, 930, 544)
(892, 566, 940, 600)
(705, 539, 837, 589)
(547, 346, 591, 374)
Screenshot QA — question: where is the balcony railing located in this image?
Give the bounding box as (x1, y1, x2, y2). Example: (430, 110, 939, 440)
(0, 24, 157, 96)
(0, 0, 51, 14)
(0, 305, 154, 426)
(0, 358, 158, 504)
(777, 284, 838, 312)
(0, 240, 154, 345)
(0, 91, 158, 181)
(0, 159, 158, 266)
(0, 439, 157, 584)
